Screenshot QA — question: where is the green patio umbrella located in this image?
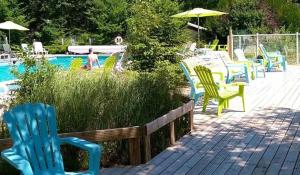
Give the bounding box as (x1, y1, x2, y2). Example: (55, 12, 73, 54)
(171, 8, 227, 41)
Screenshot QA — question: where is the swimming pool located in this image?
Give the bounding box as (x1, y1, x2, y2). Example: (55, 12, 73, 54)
(0, 55, 108, 82)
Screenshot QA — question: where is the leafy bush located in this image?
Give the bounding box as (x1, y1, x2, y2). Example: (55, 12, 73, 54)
(45, 45, 68, 54)
(126, 0, 188, 71)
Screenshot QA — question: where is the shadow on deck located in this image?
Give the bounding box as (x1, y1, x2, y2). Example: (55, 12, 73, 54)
(102, 66, 300, 175)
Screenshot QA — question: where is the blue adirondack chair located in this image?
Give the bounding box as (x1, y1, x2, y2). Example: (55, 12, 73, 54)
(259, 44, 287, 72)
(214, 51, 250, 83)
(1, 103, 102, 175)
(180, 62, 204, 105)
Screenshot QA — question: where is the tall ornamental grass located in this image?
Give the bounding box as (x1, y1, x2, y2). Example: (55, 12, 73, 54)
(1, 59, 188, 171)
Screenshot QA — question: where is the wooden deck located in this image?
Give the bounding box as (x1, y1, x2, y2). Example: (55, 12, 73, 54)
(102, 66, 300, 175)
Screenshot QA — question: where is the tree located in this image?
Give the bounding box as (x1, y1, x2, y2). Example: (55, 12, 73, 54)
(204, 0, 269, 41)
(127, 0, 188, 71)
(0, 0, 27, 44)
(91, 0, 129, 44)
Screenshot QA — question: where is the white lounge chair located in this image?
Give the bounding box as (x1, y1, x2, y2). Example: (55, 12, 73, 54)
(33, 42, 48, 55)
(21, 43, 33, 55)
(177, 42, 197, 58)
(2, 44, 17, 61)
(234, 49, 265, 78)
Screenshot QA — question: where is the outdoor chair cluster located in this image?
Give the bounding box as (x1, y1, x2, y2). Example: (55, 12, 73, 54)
(234, 49, 266, 78)
(21, 42, 48, 56)
(178, 39, 228, 58)
(1, 103, 102, 175)
(180, 42, 287, 116)
(180, 58, 246, 116)
(69, 53, 122, 71)
(258, 44, 287, 72)
(0, 42, 48, 63)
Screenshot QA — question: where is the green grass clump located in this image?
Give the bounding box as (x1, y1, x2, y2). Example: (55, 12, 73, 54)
(2, 58, 187, 169)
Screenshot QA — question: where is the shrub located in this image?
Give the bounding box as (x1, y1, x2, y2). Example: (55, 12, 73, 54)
(126, 0, 188, 71)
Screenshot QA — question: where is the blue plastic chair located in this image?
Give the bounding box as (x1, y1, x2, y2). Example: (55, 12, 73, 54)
(215, 51, 250, 83)
(180, 62, 204, 105)
(1, 103, 102, 175)
(259, 44, 287, 72)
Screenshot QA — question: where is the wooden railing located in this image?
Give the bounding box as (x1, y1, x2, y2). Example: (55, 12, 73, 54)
(0, 100, 194, 165)
(143, 100, 194, 161)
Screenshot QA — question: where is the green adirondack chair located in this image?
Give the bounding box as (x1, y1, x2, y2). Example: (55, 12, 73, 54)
(103, 55, 117, 72)
(194, 65, 246, 116)
(70, 58, 83, 71)
(209, 39, 219, 51)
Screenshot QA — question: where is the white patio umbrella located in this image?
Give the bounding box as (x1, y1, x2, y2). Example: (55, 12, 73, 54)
(171, 8, 227, 41)
(0, 21, 29, 44)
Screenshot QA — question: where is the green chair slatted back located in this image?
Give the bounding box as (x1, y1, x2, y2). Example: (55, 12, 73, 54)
(209, 39, 219, 51)
(194, 65, 246, 116)
(70, 58, 83, 71)
(194, 66, 219, 98)
(103, 55, 117, 72)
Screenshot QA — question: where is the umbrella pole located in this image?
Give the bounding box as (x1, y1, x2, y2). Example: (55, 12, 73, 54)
(197, 17, 200, 42)
(8, 29, 10, 44)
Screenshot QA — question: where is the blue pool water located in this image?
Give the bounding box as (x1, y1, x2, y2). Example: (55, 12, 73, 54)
(0, 55, 108, 82)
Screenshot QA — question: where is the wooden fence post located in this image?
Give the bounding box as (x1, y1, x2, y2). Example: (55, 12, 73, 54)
(170, 121, 175, 145)
(128, 138, 141, 165)
(189, 106, 194, 132)
(144, 135, 151, 162)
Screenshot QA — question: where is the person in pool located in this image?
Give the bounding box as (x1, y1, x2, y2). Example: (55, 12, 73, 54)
(84, 48, 100, 70)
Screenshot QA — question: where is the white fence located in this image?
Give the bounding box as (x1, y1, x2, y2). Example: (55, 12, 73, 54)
(231, 33, 300, 65)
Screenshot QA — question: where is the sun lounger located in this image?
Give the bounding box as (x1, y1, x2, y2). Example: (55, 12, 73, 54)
(33, 42, 48, 55)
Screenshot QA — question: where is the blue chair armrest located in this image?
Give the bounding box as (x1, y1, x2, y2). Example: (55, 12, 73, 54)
(60, 137, 101, 152)
(1, 148, 34, 175)
(60, 137, 102, 175)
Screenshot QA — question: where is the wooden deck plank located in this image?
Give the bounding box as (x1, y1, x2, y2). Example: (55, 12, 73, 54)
(209, 76, 297, 175)
(172, 75, 277, 175)
(105, 67, 300, 175)
(208, 110, 288, 175)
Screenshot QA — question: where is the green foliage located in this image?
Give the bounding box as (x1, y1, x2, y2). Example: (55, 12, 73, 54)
(4, 60, 186, 167)
(12, 0, 130, 44)
(205, 0, 269, 40)
(267, 0, 300, 32)
(126, 0, 188, 71)
(178, 0, 219, 10)
(92, 0, 129, 44)
(0, 0, 28, 44)
(45, 45, 68, 54)
(11, 57, 58, 102)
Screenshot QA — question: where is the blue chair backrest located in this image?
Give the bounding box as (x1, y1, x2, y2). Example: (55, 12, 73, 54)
(259, 44, 270, 61)
(3, 103, 65, 174)
(180, 62, 197, 92)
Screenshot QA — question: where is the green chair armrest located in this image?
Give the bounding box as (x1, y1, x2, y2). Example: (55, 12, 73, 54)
(212, 71, 225, 81)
